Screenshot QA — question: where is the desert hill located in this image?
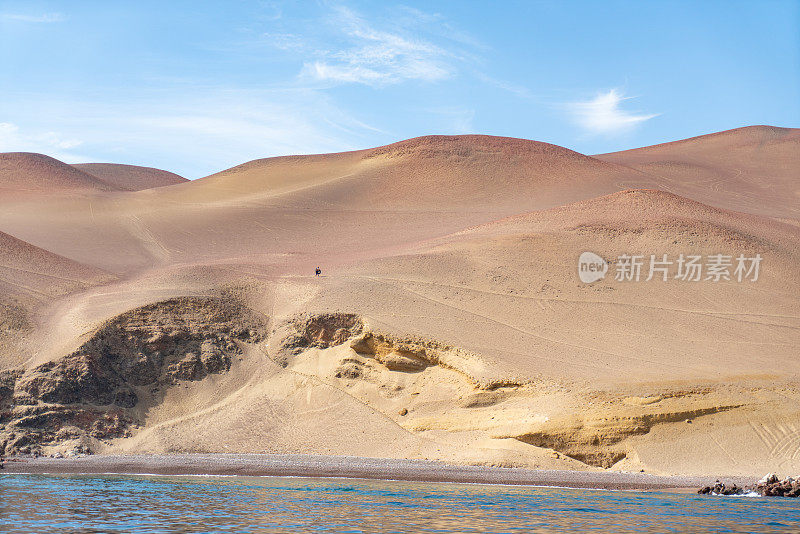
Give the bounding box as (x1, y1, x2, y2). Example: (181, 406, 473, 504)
(0, 128, 798, 477)
(0, 136, 659, 274)
(236, 188, 799, 474)
(312, 188, 800, 383)
(176, 135, 654, 210)
(596, 126, 800, 219)
(0, 153, 119, 197)
(0, 230, 111, 300)
(0, 230, 113, 368)
(74, 163, 187, 191)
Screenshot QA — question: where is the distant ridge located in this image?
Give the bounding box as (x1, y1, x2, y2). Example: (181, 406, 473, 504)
(0, 152, 118, 195)
(595, 125, 800, 219)
(181, 133, 648, 212)
(74, 163, 188, 191)
(0, 229, 112, 299)
(596, 125, 799, 155)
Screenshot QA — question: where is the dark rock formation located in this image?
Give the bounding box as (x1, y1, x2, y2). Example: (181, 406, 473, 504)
(0, 369, 22, 407)
(697, 481, 747, 496)
(698, 474, 800, 497)
(273, 313, 363, 365)
(0, 296, 267, 456)
(757, 475, 800, 497)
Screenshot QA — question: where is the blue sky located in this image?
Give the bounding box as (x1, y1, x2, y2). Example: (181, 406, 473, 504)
(1, 0, 798, 178)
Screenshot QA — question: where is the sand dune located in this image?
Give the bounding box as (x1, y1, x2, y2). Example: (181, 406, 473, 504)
(174, 135, 655, 210)
(0, 136, 658, 274)
(249, 189, 799, 474)
(73, 163, 187, 191)
(0, 129, 797, 477)
(597, 126, 800, 219)
(326, 189, 799, 383)
(0, 152, 118, 197)
(0, 230, 113, 368)
(0, 230, 112, 300)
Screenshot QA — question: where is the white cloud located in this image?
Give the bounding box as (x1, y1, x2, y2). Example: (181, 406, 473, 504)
(567, 89, 658, 135)
(254, 4, 525, 98)
(0, 88, 384, 177)
(1, 12, 64, 23)
(0, 122, 85, 161)
(302, 62, 389, 85)
(300, 6, 454, 87)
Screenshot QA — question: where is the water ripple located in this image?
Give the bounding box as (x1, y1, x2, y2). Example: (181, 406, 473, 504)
(0, 474, 798, 533)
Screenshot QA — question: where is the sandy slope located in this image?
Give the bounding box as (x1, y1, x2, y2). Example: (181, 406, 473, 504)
(320, 189, 800, 383)
(0, 128, 798, 477)
(0, 153, 118, 197)
(74, 163, 187, 191)
(596, 126, 800, 219)
(0, 230, 113, 368)
(0, 230, 111, 300)
(0, 136, 658, 274)
(270, 190, 799, 475)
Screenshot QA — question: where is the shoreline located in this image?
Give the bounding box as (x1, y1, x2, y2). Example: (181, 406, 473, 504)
(0, 454, 755, 491)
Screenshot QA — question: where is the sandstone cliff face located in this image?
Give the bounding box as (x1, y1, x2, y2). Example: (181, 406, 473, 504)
(273, 313, 364, 360)
(0, 297, 267, 456)
(267, 314, 754, 470)
(0, 306, 755, 471)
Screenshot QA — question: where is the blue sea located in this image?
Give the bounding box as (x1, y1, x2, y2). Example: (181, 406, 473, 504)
(1, 474, 799, 533)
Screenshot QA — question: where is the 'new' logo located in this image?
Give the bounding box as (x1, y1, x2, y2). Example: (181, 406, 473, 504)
(578, 252, 608, 283)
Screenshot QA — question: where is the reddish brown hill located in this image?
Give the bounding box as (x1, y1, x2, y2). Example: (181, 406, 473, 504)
(0, 152, 119, 197)
(596, 126, 800, 219)
(74, 163, 187, 191)
(171, 134, 655, 211)
(0, 230, 112, 300)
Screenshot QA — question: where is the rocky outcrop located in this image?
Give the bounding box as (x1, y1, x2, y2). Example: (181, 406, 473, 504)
(1, 404, 131, 456)
(274, 314, 490, 384)
(272, 313, 363, 364)
(0, 369, 22, 407)
(0, 296, 267, 456)
(516, 405, 739, 468)
(757, 480, 800, 497)
(756, 474, 800, 497)
(698, 474, 800, 498)
(349, 332, 430, 372)
(697, 481, 749, 496)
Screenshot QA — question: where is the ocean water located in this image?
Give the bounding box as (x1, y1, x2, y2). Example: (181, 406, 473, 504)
(1, 474, 799, 533)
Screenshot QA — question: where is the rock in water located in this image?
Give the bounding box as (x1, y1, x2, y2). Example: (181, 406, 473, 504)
(759, 473, 779, 485)
(700, 474, 800, 498)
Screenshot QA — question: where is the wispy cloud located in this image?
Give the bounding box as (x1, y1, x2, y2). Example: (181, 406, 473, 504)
(261, 32, 305, 51)
(252, 3, 526, 99)
(0, 89, 383, 177)
(567, 89, 658, 135)
(0, 122, 84, 161)
(1, 12, 64, 23)
(299, 5, 456, 87)
(0, 3, 538, 176)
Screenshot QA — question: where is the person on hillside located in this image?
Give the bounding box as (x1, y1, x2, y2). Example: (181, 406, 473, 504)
(315, 267, 321, 277)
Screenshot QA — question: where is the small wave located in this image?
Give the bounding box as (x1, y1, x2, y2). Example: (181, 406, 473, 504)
(711, 491, 761, 498)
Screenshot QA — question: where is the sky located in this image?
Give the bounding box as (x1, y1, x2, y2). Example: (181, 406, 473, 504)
(1, 0, 798, 178)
